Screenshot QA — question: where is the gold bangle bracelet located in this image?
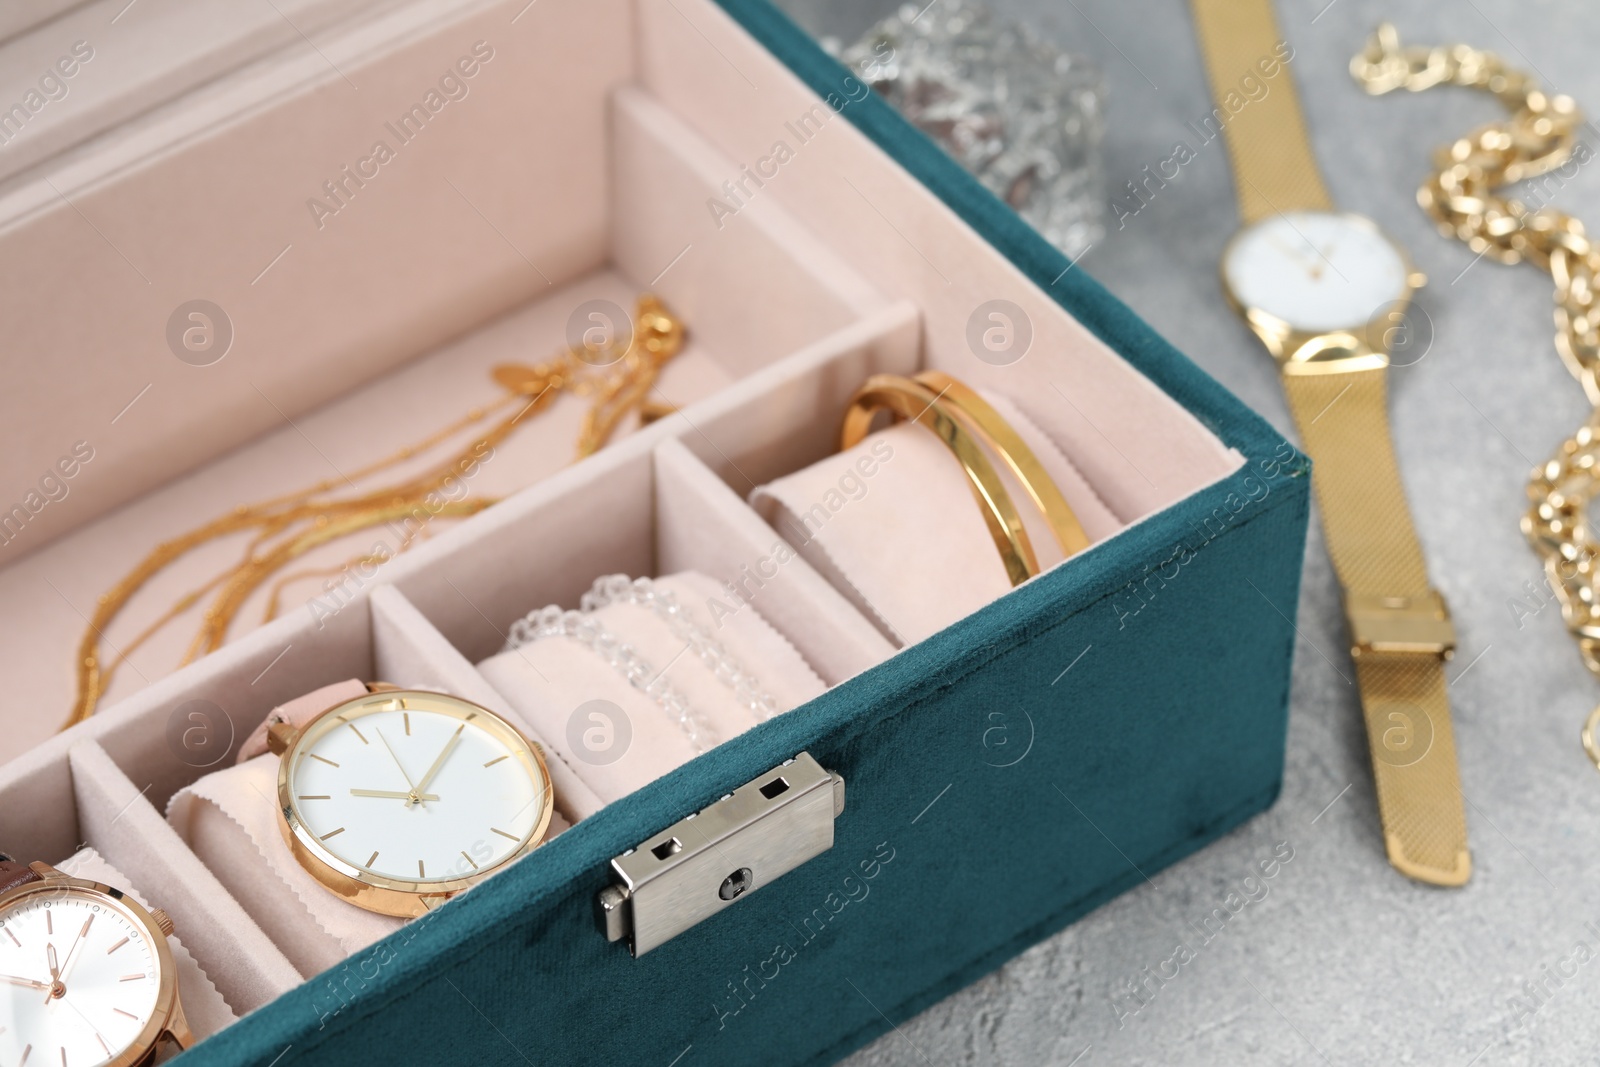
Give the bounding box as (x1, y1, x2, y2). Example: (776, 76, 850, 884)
(842, 374, 1038, 585)
(911, 371, 1091, 557)
(840, 374, 1088, 586)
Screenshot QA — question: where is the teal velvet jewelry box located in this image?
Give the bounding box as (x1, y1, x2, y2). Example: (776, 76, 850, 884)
(193, 4, 1309, 1063)
(0, 0, 1309, 1063)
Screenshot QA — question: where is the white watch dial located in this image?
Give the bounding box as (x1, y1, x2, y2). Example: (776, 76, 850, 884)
(0, 889, 162, 1067)
(285, 693, 546, 886)
(1223, 211, 1411, 333)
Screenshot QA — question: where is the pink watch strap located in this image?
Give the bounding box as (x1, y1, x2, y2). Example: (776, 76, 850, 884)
(236, 679, 372, 762)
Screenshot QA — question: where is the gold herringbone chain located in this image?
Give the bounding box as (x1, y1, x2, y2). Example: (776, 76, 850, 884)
(1353, 25, 1600, 754)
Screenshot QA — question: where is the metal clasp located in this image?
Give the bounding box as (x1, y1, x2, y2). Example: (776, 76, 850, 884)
(595, 752, 845, 957)
(1346, 590, 1456, 658)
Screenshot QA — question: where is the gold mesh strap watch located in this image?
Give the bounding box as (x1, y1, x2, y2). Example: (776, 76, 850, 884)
(1190, 0, 1471, 885)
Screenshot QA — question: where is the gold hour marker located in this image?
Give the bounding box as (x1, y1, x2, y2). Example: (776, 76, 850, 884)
(96, 1034, 110, 1055)
(366, 851, 380, 868)
(490, 827, 519, 842)
(45, 911, 52, 935)
(465, 711, 478, 721)
(483, 755, 508, 767)
(418, 860, 426, 878)
(114, 1009, 138, 1019)
(460, 851, 479, 870)
(320, 827, 346, 840)
(20, 1044, 30, 1066)
(404, 712, 411, 736)
(5, 927, 18, 947)
(347, 721, 369, 744)
(120, 974, 145, 982)
(308, 753, 340, 767)
(107, 937, 128, 955)
(298, 795, 331, 801)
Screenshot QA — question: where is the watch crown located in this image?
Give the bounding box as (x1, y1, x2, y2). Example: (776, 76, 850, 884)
(150, 908, 175, 937)
(267, 720, 300, 756)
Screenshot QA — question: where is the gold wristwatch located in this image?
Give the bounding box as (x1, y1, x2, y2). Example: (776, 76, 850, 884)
(238, 680, 556, 916)
(0, 857, 193, 1065)
(1189, 0, 1471, 885)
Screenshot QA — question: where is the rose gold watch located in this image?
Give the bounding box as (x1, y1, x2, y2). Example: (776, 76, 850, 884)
(239, 680, 556, 917)
(0, 855, 193, 1066)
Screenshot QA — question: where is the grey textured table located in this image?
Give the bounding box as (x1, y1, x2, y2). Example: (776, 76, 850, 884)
(778, 0, 1600, 1063)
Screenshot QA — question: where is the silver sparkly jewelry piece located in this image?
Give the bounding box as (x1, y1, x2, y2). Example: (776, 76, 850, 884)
(503, 604, 715, 753)
(832, 0, 1105, 258)
(581, 575, 779, 721)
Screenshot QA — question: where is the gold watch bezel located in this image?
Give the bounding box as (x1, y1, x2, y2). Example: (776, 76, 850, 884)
(0, 866, 192, 1067)
(274, 688, 555, 918)
(1218, 210, 1427, 365)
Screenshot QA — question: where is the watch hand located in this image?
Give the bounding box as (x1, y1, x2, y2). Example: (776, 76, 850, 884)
(1268, 231, 1329, 281)
(1306, 241, 1338, 281)
(56, 914, 93, 987)
(373, 727, 426, 805)
(413, 725, 465, 801)
(0, 973, 50, 989)
(43, 942, 59, 1003)
(1267, 233, 1313, 267)
(350, 788, 440, 801)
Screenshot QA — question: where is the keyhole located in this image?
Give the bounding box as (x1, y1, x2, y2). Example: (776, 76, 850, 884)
(719, 867, 752, 901)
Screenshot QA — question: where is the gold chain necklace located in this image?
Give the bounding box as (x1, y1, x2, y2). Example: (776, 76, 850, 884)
(69, 295, 684, 730)
(1351, 26, 1600, 761)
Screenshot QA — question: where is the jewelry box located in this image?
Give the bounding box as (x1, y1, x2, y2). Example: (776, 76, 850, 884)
(0, 0, 1311, 1063)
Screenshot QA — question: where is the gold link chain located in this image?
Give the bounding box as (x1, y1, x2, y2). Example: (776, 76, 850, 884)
(1352, 25, 1600, 761)
(1353, 25, 1598, 396)
(1526, 420, 1600, 675)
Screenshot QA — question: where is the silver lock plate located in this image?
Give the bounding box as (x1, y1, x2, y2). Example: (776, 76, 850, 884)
(596, 752, 845, 956)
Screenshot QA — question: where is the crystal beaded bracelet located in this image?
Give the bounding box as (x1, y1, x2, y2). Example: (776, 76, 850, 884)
(503, 604, 716, 753)
(579, 575, 779, 721)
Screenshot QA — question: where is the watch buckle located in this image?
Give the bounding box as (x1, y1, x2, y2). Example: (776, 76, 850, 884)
(1346, 591, 1456, 659)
